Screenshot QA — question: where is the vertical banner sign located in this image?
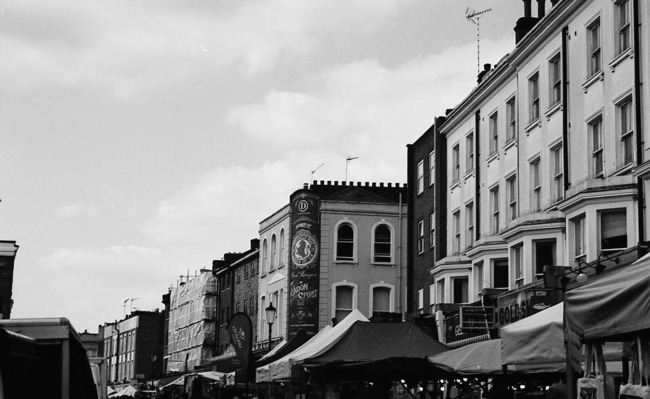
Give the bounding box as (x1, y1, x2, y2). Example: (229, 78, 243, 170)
(227, 313, 253, 382)
(288, 190, 320, 339)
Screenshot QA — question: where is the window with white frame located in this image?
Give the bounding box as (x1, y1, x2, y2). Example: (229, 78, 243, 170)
(587, 17, 601, 76)
(615, 0, 631, 56)
(417, 220, 424, 254)
(466, 133, 474, 172)
(529, 72, 540, 122)
(490, 185, 500, 234)
(617, 96, 634, 167)
(590, 116, 604, 178)
(429, 151, 435, 186)
(493, 259, 509, 289)
(451, 277, 468, 304)
(429, 212, 435, 250)
(334, 285, 355, 322)
(373, 223, 392, 263)
(489, 112, 499, 155)
(262, 239, 268, 273)
(551, 145, 564, 202)
(573, 215, 586, 266)
(417, 288, 424, 313)
(465, 202, 474, 248)
(270, 234, 277, 271)
(530, 158, 541, 212)
(336, 223, 355, 261)
(506, 97, 516, 142)
(417, 160, 424, 194)
(474, 261, 484, 292)
(549, 53, 562, 107)
(452, 210, 460, 254)
(452, 143, 460, 183)
(372, 286, 391, 313)
(513, 244, 523, 284)
(436, 280, 445, 304)
(506, 174, 517, 222)
(534, 239, 556, 277)
(600, 209, 627, 255)
(279, 229, 285, 267)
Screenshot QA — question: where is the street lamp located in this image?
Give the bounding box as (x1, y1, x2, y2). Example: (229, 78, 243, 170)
(150, 353, 157, 390)
(265, 302, 276, 351)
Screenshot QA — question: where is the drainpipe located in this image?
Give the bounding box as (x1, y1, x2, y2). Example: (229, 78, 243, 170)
(633, 0, 645, 243)
(562, 26, 570, 192)
(475, 110, 481, 241)
(397, 192, 403, 314)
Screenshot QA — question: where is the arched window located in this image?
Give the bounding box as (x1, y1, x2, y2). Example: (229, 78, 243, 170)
(262, 239, 268, 273)
(271, 234, 277, 270)
(373, 224, 392, 263)
(279, 229, 285, 267)
(336, 223, 355, 261)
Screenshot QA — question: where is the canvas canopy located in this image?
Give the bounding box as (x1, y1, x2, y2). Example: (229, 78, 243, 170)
(565, 253, 650, 340)
(306, 321, 448, 381)
(256, 309, 368, 382)
(428, 339, 564, 376)
(501, 302, 565, 365)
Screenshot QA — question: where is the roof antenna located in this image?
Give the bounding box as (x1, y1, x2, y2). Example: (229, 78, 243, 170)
(465, 7, 492, 75)
(311, 163, 325, 182)
(345, 156, 358, 183)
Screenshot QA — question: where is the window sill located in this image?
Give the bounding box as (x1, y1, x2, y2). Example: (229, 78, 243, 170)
(544, 102, 562, 121)
(582, 71, 604, 93)
(486, 152, 499, 166)
(450, 180, 460, 190)
(334, 260, 358, 266)
(372, 262, 395, 267)
(525, 118, 541, 135)
(613, 163, 634, 176)
(463, 169, 475, 180)
(609, 48, 633, 73)
(503, 138, 517, 154)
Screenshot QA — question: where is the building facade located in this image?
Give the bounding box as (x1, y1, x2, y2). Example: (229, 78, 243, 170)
(256, 181, 408, 346)
(408, 0, 650, 344)
(101, 310, 164, 388)
(0, 241, 18, 320)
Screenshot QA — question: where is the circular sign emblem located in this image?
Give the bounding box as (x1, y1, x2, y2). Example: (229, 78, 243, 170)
(298, 199, 309, 212)
(292, 231, 318, 267)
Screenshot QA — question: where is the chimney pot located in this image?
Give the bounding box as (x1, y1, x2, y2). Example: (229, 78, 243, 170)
(523, 0, 532, 18)
(537, 0, 545, 18)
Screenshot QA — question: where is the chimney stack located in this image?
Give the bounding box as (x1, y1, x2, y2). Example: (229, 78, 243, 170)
(537, 0, 546, 18)
(514, 0, 539, 43)
(477, 63, 492, 84)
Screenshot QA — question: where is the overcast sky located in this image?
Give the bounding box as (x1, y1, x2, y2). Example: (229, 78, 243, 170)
(1, 0, 522, 332)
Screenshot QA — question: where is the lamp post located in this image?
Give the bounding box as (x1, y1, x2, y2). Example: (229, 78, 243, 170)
(265, 302, 276, 352)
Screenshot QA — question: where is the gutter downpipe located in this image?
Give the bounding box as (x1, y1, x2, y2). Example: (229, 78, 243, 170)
(633, 0, 645, 243)
(562, 26, 570, 193)
(475, 110, 481, 242)
(397, 192, 404, 315)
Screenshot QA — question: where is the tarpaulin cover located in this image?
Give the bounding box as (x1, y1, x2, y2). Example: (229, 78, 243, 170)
(256, 329, 309, 367)
(428, 339, 564, 376)
(256, 309, 368, 382)
(501, 302, 565, 365)
(565, 253, 650, 340)
(305, 321, 448, 381)
(167, 272, 217, 372)
(309, 321, 448, 363)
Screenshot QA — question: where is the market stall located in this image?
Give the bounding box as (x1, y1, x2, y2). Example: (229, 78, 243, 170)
(255, 309, 368, 382)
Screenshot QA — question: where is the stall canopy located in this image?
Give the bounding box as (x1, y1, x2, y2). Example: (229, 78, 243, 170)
(501, 302, 564, 365)
(256, 329, 309, 367)
(428, 339, 564, 376)
(565, 253, 650, 340)
(256, 309, 368, 382)
(306, 321, 448, 381)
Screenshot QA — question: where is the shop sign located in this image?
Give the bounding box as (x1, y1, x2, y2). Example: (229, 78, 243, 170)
(460, 306, 495, 332)
(444, 313, 486, 345)
(496, 289, 555, 326)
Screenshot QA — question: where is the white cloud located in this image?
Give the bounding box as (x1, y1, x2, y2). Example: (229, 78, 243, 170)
(55, 203, 100, 219)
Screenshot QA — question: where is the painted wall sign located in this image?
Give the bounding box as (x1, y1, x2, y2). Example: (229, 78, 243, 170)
(288, 190, 320, 338)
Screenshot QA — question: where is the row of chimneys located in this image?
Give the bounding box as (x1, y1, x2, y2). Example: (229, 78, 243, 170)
(515, 0, 562, 43)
